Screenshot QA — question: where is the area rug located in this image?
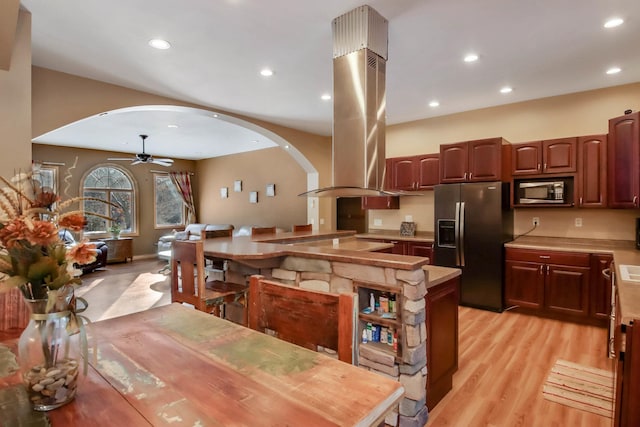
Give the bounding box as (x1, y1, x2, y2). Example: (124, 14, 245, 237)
(542, 359, 614, 418)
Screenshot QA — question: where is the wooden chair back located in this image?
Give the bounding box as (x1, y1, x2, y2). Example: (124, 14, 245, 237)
(251, 226, 276, 236)
(0, 288, 30, 339)
(248, 275, 355, 363)
(200, 228, 233, 239)
(171, 240, 207, 311)
(292, 224, 312, 232)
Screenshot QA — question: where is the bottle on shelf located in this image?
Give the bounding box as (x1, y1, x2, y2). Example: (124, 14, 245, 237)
(369, 293, 375, 311)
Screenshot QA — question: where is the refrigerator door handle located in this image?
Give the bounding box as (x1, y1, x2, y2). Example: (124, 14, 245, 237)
(459, 201, 466, 266)
(454, 202, 461, 266)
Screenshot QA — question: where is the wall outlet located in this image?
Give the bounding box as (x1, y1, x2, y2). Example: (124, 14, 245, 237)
(405, 215, 413, 222)
(373, 219, 383, 226)
(575, 217, 583, 227)
(532, 217, 540, 226)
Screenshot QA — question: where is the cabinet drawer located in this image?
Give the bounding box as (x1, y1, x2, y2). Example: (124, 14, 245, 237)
(505, 248, 590, 267)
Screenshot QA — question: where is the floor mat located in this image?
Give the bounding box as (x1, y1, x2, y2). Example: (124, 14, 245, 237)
(542, 359, 614, 418)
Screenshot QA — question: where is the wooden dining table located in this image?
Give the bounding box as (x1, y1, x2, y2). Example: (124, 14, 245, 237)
(0, 303, 404, 426)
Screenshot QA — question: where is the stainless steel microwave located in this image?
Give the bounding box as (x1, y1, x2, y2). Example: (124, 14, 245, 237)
(516, 180, 568, 204)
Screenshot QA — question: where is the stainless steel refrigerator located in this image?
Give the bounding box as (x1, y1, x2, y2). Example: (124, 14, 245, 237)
(433, 182, 513, 312)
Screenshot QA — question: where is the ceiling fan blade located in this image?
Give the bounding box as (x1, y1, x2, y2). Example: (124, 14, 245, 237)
(151, 159, 173, 167)
(131, 160, 143, 165)
(108, 157, 136, 161)
(154, 158, 174, 163)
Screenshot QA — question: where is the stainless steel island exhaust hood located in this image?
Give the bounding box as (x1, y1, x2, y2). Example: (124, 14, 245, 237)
(301, 5, 403, 198)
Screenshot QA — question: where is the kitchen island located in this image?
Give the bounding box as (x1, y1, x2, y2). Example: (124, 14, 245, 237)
(199, 229, 455, 426)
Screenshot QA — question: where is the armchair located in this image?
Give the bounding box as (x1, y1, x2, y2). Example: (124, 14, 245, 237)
(157, 224, 234, 256)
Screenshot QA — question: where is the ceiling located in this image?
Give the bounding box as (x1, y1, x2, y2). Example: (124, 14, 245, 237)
(21, 0, 640, 161)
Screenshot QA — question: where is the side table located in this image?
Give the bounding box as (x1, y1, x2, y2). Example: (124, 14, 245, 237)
(101, 237, 133, 263)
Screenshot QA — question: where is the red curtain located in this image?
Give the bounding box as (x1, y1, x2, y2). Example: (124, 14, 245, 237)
(169, 171, 196, 224)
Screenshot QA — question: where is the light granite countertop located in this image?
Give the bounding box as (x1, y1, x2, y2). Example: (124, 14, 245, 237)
(423, 265, 461, 289)
(507, 235, 640, 325)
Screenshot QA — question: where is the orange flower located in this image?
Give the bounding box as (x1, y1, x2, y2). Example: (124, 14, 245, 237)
(59, 213, 87, 231)
(67, 241, 97, 266)
(0, 218, 28, 249)
(34, 190, 60, 209)
(25, 220, 59, 246)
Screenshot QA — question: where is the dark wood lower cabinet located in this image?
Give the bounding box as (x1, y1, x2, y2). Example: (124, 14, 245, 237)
(425, 277, 459, 410)
(505, 248, 597, 322)
(614, 317, 640, 426)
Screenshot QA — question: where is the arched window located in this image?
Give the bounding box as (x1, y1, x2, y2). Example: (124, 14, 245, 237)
(82, 165, 136, 235)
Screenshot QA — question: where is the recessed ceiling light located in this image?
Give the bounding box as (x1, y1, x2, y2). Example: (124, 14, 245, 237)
(606, 67, 621, 75)
(213, 114, 219, 118)
(604, 18, 624, 28)
(167, 124, 178, 128)
(500, 86, 513, 94)
(148, 39, 171, 50)
(464, 53, 478, 63)
(429, 100, 440, 108)
(260, 68, 274, 77)
(321, 94, 332, 101)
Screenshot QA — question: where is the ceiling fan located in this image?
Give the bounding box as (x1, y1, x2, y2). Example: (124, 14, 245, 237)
(108, 134, 174, 167)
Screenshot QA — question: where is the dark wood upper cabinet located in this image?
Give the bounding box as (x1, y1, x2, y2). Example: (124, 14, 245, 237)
(512, 143, 542, 174)
(440, 143, 468, 183)
(389, 154, 440, 191)
(543, 138, 577, 173)
(512, 137, 576, 176)
(608, 111, 640, 208)
(577, 135, 607, 208)
(440, 138, 509, 183)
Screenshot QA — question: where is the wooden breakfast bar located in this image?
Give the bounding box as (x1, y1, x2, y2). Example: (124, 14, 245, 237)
(0, 303, 404, 426)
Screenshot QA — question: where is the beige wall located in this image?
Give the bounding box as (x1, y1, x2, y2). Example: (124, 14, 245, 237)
(33, 144, 197, 256)
(373, 82, 640, 241)
(0, 9, 31, 177)
(197, 147, 308, 230)
(31, 67, 333, 230)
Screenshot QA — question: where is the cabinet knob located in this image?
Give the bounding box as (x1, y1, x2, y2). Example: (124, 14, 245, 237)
(539, 265, 544, 275)
(537, 163, 541, 171)
(544, 163, 547, 171)
(464, 172, 468, 180)
(579, 197, 583, 206)
(635, 196, 638, 206)
(469, 172, 473, 180)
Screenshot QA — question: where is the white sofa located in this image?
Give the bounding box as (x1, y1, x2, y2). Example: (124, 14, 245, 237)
(157, 224, 234, 255)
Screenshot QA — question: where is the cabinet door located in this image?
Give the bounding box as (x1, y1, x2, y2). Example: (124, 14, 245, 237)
(416, 154, 440, 189)
(512, 142, 542, 175)
(468, 138, 502, 182)
(543, 137, 577, 173)
(361, 196, 399, 210)
(389, 240, 407, 255)
(608, 112, 640, 208)
(390, 157, 416, 190)
(440, 143, 468, 183)
(577, 135, 607, 207)
(407, 242, 433, 263)
(590, 254, 613, 320)
(425, 277, 459, 410)
(544, 264, 590, 317)
(505, 260, 545, 310)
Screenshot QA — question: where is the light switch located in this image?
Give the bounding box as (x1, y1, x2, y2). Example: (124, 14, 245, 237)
(405, 215, 413, 222)
(373, 219, 382, 226)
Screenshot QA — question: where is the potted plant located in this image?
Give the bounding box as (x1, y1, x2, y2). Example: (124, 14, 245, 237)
(109, 223, 121, 239)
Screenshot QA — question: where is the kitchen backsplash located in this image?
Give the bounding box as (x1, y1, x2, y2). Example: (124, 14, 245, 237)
(367, 193, 638, 241)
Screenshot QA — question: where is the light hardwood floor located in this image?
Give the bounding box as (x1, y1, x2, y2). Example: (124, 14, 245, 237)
(426, 306, 614, 426)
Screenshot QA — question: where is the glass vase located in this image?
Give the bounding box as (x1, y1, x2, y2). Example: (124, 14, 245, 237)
(18, 288, 82, 411)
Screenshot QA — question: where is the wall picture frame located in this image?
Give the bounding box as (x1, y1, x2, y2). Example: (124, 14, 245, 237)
(220, 187, 228, 199)
(266, 183, 275, 197)
(249, 191, 258, 204)
(234, 180, 242, 192)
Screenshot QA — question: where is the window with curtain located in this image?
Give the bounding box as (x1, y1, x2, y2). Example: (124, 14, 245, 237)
(154, 173, 185, 228)
(82, 165, 135, 235)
